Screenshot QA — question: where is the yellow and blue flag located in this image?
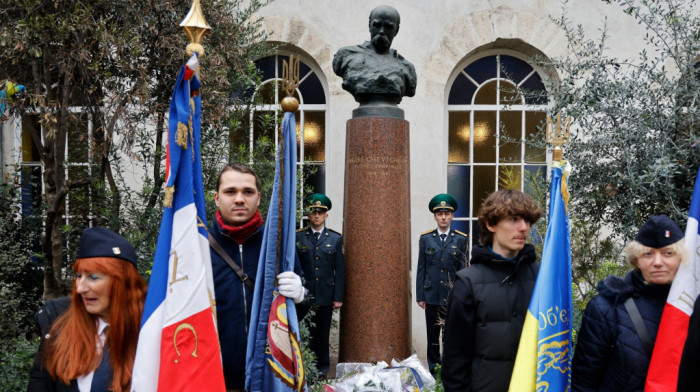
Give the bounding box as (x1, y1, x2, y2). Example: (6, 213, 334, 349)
(509, 161, 572, 392)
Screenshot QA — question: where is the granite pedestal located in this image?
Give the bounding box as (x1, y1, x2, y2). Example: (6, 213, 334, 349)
(339, 106, 412, 363)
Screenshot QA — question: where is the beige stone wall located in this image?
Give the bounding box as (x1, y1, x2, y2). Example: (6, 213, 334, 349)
(257, 0, 655, 363)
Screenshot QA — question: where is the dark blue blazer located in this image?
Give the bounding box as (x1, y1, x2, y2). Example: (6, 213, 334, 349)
(416, 228, 468, 305)
(296, 227, 345, 306)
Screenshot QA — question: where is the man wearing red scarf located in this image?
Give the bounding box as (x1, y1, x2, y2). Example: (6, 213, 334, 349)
(210, 162, 305, 392)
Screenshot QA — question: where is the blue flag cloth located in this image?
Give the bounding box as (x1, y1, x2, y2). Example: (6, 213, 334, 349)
(245, 111, 307, 392)
(510, 161, 573, 391)
(131, 53, 225, 391)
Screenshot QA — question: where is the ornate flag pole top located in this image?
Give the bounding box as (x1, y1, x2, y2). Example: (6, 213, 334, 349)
(546, 113, 571, 162)
(281, 55, 300, 113)
(180, 0, 211, 57)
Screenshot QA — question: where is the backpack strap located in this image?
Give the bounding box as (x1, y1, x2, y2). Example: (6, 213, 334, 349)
(624, 297, 653, 358)
(208, 233, 255, 290)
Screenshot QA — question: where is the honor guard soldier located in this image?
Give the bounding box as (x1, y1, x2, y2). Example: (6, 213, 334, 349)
(296, 193, 345, 377)
(416, 193, 468, 375)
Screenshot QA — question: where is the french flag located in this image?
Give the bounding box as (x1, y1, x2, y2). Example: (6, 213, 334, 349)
(130, 53, 225, 391)
(646, 166, 700, 391)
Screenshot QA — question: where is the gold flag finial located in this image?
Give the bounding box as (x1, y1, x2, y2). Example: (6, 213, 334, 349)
(546, 113, 571, 162)
(180, 0, 211, 58)
(281, 55, 300, 112)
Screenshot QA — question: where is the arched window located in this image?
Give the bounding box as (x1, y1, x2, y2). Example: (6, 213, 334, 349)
(235, 53, 328, 222)
(447, 53, 549, 245)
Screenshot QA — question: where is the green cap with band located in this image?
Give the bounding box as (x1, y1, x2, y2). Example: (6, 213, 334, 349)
(306, 193, 332, 212)
(429, 193, 457, 213)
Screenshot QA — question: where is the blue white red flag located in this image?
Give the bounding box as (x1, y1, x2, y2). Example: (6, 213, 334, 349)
(509, 161, 573, 392)
(646, 166, 700, 391)
(130, 53, 225, 392)
(245, 110, 306, 392)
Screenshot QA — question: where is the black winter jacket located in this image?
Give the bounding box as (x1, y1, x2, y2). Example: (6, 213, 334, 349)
(572, 269, 670, 392)
(27, 297, 76, 392)
(442, 244, 539, 392)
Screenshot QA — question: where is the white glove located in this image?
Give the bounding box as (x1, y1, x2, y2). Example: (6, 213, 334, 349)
(277, 271, 305, 304)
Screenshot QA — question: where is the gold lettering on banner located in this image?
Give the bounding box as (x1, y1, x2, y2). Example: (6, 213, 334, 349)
(208, 289, 217, 324)
(679, 291, 695, 309)
(197, 215, 207, 228)
(173, 323, 198, 363)
(169, 251, 189, 292)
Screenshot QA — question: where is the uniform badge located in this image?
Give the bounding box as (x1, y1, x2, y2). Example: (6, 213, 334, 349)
(112, 247, 121, 255)
(325, 244, 332, 248)
(664, 230, 670, 238)
(440, 201, 446, 206)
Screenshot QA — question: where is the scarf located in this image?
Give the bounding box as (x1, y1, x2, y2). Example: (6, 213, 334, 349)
(216, 210, 263, 244)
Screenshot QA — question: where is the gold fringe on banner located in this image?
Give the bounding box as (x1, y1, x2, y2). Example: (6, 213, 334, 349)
(164, 186, 175, 208)
(176, 122, 189, 149)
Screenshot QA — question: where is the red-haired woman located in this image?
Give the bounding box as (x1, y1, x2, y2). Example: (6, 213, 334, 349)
(28, 227, 146, 392)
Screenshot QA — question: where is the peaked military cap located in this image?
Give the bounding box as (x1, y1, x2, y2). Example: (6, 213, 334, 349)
(78, 227, 137, 268)
(634, 214, 683, 249)
(306, 193, 332, 212)
(429, 193, 458, 213)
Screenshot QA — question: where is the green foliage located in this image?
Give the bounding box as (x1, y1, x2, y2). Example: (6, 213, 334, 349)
(0, 180, 43, 351)
(538, 0, 700, 240)
(0, 338, 39, 392)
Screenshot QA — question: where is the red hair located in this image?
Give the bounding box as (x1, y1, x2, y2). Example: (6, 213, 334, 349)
(45, 257, 146, 392)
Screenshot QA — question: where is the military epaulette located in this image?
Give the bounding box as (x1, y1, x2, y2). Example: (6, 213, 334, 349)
(420, 229, 434, 236)
(454, 230, 468, 237)
(326, 227, 342, 235)
(296, 227, 309, 233)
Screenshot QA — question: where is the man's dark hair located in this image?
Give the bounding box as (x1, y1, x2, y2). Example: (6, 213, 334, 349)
(216, 162, 260, 192)
(477, 189, 542, 245)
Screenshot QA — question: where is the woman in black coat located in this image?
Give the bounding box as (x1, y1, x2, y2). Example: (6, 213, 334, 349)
(28, 228, 146, 392)
(572, 215, 686, 391)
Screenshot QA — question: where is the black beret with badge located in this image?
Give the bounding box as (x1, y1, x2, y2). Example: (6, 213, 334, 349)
(634, 214, 684, 248)
(306, 193, 332, 212)
(78, 227, 138, 268)
(429, 193, 458, 213)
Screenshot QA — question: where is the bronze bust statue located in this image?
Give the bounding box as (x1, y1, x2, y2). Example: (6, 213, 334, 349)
(333, 5, 417, 106)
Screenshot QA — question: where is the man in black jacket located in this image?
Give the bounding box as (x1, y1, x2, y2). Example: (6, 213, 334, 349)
(442, 189, 542, 392)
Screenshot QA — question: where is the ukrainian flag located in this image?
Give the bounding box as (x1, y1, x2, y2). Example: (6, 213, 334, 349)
(509, 161, 572, 392)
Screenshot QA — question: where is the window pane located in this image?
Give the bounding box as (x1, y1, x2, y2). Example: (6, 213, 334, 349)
(525, 165, 547, 197)
(448, 73, 477, 105)
(498, 165, 522, 190)
(448, 111, 470, 163)
(254, 56, 276, 81)
(299, 72, 326, 104)
(253, 111, 276, 144)
(472, 166, 495, 218)
(67, 166, 91, 219)
(521, 73, 548, 104)
(303, 163, 325, 194)
(465, 56, 497, 85)
(500, 111, 522, 162)
(525, 112, 546, 163)
(21, 166, 41, 217)
(499, 80, 523, 105)
(22, 115, 40, 161)
(473, 111, 496, 163)
(67, 113, 89, 163)
(447, 164, 470, 218)
(474, 80, 497, 105)
(471, 220, 481, 247)
(499, 55, 533, 85)
(303, 111, 325, 162)
(257, 81, 276, 104)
